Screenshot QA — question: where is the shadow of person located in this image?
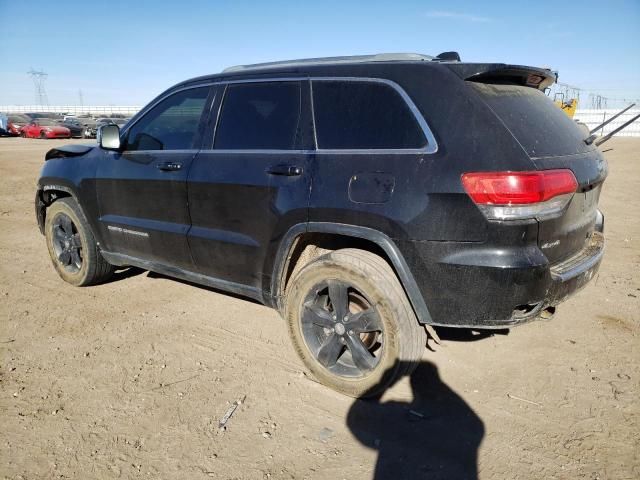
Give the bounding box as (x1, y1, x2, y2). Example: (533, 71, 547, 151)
(347, 361, 484, 480)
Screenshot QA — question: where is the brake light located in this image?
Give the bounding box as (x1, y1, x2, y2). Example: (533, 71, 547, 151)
(461, 170, 578, 220)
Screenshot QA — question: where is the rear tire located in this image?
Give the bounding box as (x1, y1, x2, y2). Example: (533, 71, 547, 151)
(39, 131, 46, 139)
(44, 198, 114, 286)
(285, 248, 426, 398)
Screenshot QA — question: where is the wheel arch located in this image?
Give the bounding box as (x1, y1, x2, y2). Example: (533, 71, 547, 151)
(270, 222, 434, 324)
(36, 184, 87, 235)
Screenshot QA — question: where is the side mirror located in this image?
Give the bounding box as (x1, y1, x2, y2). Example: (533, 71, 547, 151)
(99, 124, 121, 150)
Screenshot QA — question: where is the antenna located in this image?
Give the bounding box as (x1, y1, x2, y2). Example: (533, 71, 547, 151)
(27, 68, 49, 106)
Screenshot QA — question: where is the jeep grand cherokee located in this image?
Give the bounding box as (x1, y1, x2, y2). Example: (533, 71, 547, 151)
(36, 53, 606, 397)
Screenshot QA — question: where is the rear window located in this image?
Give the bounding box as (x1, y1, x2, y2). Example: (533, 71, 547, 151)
(312, 80, 426, 150)
(469, 83, 592, 158)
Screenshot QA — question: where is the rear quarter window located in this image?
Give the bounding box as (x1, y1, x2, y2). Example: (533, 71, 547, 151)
(312, 80, 426, 150)
(469, 83, 593, 158)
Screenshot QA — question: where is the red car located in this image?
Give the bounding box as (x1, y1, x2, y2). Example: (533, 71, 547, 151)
(21, 119, 71, 139)
(5, 114, 31, 135)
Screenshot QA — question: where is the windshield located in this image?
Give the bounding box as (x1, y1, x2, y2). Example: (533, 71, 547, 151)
(37, 119, 58, 126)
(9, 115, 30, 123)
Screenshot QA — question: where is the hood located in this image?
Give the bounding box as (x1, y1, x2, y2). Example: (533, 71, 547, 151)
(46, 126, 70, 133)
(45, 144, 95, 160)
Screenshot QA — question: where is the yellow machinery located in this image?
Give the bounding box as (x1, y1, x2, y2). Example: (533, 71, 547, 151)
(548, 78, 580, 118)
(554, 96, 578, 118)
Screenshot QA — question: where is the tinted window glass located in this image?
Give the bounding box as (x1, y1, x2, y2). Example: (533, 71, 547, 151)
(9, 115, 30, 123)
(215, 82, 302, 149)
(312, 81, 426, 149)
(126, 87, 209, 151)
(469, 83, 593, 157)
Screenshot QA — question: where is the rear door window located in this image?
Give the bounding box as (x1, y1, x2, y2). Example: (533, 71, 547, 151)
(469, 82, 593, 158)
(311, 80, 426, 150)
(214, 81, 303, 150)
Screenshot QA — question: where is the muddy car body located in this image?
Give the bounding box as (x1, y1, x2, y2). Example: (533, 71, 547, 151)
(36, 53, 606, 396)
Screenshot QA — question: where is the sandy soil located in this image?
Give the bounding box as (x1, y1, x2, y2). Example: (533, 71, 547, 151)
(1, 137, 638, 480)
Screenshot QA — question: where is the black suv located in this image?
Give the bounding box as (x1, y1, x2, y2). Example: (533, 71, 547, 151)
(36, 53, 606, 397)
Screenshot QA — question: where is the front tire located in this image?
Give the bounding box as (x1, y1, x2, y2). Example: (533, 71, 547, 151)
(44, 198, 114, 286)
(285, 249, 426, 398)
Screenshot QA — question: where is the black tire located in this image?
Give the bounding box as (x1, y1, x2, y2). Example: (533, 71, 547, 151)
(285, 248, 426, 398)
(44, 198, 114, 286)
(39, 130, 46, 139)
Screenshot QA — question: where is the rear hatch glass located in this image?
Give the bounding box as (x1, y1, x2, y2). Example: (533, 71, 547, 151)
(468, 82, 594, 158)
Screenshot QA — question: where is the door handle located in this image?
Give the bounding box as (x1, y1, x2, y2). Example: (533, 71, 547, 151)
(266, 164, 303, 176)
(156, 162, 182, 171)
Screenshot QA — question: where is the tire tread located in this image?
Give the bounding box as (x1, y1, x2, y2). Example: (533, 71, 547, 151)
(285, 248, 426, 397)
(45, 198, 114, 286)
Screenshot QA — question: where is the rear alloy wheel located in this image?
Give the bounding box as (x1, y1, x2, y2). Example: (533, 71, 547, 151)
(44, 198, 114, 286)
(285, 249, 426, 397)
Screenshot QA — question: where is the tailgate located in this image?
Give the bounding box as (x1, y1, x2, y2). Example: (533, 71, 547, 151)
(466, 78, 608, 264)
(531, 151, 606, 263)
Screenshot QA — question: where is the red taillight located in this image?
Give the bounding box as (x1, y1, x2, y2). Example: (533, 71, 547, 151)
(461, 170, 578, 220)
(461, 170, 577, 205)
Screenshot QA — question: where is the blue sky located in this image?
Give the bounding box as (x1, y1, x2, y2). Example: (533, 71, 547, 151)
(1, 0, 638, 106)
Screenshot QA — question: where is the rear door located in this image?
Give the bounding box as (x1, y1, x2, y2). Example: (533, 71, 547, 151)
(96, 86, 213, 269)
(187, 79, 314, 292)
(468, 82, 608, 263)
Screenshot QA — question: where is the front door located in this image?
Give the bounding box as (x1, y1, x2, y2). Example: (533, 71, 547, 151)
(96, 86, 213, 270)
(187, 79, 314, 293)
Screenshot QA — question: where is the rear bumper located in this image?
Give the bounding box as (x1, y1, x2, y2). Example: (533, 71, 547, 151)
(404, 212, 605, 328)
(544, 230, 604, 307)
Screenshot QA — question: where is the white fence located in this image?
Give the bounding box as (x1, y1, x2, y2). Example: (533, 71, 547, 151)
(0, 105, 142, 116)
(574, 109, 640, 137)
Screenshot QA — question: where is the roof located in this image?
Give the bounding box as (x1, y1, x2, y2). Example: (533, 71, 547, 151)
(222, 53, 436, 73)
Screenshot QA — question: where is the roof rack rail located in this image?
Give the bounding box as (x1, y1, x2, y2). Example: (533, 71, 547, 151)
(222, 53, 435, 73)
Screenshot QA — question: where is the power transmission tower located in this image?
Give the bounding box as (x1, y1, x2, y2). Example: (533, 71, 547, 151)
(27, 68, 49, 106)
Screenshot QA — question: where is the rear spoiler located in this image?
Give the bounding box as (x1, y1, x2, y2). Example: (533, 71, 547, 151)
(445, 63, 556, 91)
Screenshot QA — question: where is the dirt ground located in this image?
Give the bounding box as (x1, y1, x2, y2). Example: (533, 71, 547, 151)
(0, 136, 638, 480)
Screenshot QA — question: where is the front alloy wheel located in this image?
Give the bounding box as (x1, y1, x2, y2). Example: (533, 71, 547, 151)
(51, 212, 83, 273)
(44, 198, 114, 286)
